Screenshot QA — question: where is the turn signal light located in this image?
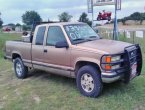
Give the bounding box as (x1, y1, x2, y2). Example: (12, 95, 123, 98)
(105, 65, 111, 70)
(105, 56, 111, 63)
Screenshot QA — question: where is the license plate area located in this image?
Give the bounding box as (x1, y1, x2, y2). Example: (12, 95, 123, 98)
(130, 63, 137, 80)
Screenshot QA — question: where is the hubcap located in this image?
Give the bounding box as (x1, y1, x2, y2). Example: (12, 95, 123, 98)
(16, 62, 22, 76)
(81, 73, 94, 93)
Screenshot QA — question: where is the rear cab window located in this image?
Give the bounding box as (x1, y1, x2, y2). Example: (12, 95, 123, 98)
(35, 26, 46, 45)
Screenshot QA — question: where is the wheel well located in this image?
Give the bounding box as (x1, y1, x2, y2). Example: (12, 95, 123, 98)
(12, 53, 21, 60)
(75, 61, 101, 75)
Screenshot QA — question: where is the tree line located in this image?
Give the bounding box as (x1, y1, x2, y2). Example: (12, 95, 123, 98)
(0, 11, 92, 31)
(0, 11, 92, 30)
(1, 11, 145, 30)
(119, 12, 145, 25)
(21, 11, 92, 31)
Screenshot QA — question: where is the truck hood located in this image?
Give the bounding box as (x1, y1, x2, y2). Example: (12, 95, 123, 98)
(76, 39, 132, 54)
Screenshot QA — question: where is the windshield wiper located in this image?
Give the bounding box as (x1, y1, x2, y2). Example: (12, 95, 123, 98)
(88, 36, 97, 38)
(86, 36, 99, 41)
(73, 38, 85, 41)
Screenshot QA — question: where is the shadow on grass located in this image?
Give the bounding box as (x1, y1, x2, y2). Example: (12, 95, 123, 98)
(27, 69, 128, 97)
(28, 69, 76, 87)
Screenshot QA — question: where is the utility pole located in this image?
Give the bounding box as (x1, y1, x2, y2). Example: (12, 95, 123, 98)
(113, 0, 120, 40)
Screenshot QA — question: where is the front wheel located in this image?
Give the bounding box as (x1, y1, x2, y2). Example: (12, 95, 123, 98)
(76, 65, 103, 98)
(97, 17, 101, 21)
(14, 58, 28, 79)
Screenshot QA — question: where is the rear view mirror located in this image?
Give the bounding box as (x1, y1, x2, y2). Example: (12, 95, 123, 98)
(55, 41, 69, 48)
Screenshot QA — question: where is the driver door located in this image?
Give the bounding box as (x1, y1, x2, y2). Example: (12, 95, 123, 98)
(43, 26, 71, 68)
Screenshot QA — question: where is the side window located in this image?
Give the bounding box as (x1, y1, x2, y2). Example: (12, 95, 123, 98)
(47, 26, 66, 46)
(35, 26, 46, 45)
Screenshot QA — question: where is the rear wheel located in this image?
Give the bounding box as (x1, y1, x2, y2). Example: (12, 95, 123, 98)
(14, 58, 28, 79)
(76, 65, 103, 98)
(108, 16, 111, 21)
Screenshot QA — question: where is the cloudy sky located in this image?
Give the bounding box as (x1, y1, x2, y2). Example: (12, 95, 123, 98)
(0, 0, 145, 24)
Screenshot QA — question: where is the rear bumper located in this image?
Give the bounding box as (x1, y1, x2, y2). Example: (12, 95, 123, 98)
(101, 72, 123, 83)
(4, 55, 12, 61)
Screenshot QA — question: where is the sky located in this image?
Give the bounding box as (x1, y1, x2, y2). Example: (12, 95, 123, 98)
(0, 0, 145, 25)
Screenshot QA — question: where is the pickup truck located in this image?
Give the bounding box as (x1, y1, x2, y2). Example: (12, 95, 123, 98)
(4, 22, 142, 97)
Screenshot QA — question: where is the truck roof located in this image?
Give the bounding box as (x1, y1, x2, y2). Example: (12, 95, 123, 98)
(37, 22, 86, 27)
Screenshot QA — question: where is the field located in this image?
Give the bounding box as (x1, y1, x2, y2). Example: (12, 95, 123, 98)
(0, 32, 145, 110)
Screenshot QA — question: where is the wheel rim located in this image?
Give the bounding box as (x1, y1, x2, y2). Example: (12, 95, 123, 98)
(16, 62, 22, 76)
(81, 73, 94, 93)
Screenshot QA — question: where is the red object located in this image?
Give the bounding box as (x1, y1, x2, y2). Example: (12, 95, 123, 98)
(97, 11, 112, 21)
(3, 28, 11, 32)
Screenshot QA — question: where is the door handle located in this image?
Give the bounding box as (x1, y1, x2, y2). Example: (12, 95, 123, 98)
(44, 49, 47, 53)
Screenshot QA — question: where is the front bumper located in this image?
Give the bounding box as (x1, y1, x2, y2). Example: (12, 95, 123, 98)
(101, 72, 123, 83)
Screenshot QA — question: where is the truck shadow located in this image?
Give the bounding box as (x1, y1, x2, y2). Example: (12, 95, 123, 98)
(28, 70, 130, 97)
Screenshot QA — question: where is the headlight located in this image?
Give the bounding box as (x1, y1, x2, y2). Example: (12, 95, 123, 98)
(111, 56, 121, 62)
(101, 55, 121, 71)
(112, 65, 120, 70)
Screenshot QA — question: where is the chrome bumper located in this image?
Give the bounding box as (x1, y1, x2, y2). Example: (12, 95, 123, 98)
(101, 72, 123, 83)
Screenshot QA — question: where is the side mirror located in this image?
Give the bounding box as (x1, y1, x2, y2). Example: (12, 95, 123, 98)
(55, 41, 69, 48)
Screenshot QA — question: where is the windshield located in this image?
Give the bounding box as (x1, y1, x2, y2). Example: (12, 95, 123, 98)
(64, 24, 100, 44)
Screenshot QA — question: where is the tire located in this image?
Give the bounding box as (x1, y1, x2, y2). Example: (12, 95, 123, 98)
(108, 17, 111, 21)
(76, 65, 103, 98)
(97, 17, 101, 21)
(14, 58, 28, 79)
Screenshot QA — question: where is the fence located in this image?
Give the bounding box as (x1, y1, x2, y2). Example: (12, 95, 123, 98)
(97, 28, 145, 53)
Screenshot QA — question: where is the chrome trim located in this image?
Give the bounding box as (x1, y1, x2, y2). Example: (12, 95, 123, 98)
(101, 72, 123, 83)
(102, 75, 122, 83)
(101, 72, 117, 76)
(32, 61, 74, 71)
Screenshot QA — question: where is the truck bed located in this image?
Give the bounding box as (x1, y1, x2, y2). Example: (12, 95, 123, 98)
(5, 41, 32, 62)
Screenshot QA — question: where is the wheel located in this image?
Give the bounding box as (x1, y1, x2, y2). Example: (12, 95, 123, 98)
(97, 17, 101, 21)
(76, 65, 103, 98)
(14, 58, 28, 79)
(108, 17, 111, 21)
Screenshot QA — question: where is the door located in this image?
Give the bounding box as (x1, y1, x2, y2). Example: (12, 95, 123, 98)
(44, 26, 71, 68)
(32, 26, 46, 64)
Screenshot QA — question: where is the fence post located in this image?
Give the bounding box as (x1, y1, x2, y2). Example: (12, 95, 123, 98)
(133, 31, 135, 44)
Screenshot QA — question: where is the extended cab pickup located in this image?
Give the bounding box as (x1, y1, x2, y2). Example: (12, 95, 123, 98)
(4, 22, 142, 97)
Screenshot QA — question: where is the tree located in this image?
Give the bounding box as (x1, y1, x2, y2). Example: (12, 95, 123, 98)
(22, 11, 42, 25)
(121, 18, 127, 25)
(0, 12, 3, 28)
(58, 12, 72, 22)
(79, 12, 92, 26)
(130, 12, 142, 24)
(120, 12, 145, 25)
(16, 23, 21, 27)
(140, 13, 145, 25)
(0, 20, 3, 28)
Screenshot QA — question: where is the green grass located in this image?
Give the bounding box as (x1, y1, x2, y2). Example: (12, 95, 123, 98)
(0, 32, 21, 57)
(0, 33, 145, 110)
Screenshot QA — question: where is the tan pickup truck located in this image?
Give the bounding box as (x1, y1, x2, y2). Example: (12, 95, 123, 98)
(4, 22, 142, 97)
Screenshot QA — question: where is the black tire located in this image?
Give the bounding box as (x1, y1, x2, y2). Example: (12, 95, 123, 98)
(76, 65, 103, 98)
(97, 17, 101, 21)
(14, 58, 28, 79)
(108, 17, 111, 21)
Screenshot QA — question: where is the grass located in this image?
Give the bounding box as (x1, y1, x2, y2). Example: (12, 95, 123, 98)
(0, 32, 145, 110)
